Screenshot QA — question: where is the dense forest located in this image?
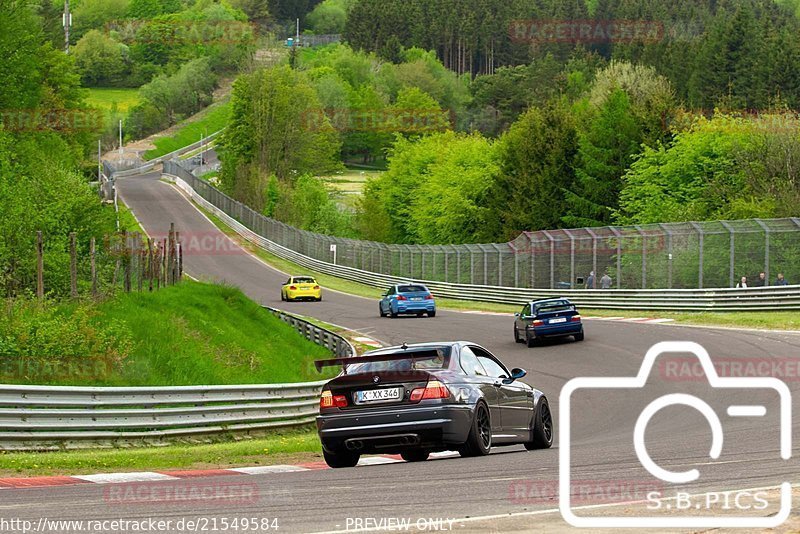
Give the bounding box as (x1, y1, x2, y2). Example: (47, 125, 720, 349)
(219, 0, 800, 245)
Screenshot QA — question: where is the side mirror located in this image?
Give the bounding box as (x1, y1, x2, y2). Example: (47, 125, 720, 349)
(504, 368, 527, 384)
(514, 312, 520, 317)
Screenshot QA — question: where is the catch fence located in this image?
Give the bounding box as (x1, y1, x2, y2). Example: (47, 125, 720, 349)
(164, 161, 800, 290)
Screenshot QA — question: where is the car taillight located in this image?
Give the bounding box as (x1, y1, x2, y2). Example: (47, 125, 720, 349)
(571, 315, 581, 322)
(409, 380, 450, 402)
(532, 320, 544, 326)
(320, 391, 348, 409)
(397, 295, 407, 301)
(313, 285, 320, 290)
(424, 294, 434, 300)
(289, 285, 297, 290)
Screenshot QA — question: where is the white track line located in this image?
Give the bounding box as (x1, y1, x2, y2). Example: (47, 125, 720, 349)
(73, 472, 178, 484)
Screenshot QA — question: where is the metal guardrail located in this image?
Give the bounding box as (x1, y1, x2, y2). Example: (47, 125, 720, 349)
(164, 166, 800, 312)
(264, 306, 355, 358)
(0, 305, 350, 451)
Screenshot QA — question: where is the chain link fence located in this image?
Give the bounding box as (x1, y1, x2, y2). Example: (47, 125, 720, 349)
(164, 160, 800, 290)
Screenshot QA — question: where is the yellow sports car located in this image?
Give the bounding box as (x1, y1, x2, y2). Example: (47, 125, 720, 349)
(281, 276, 322, 302)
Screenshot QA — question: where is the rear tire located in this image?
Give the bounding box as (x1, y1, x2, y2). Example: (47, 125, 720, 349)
(390, 308, 398, 318)
(526, 332, 537, 348)
(416, 312, 425, 317)
(514, 327, 523, 343)
(428, 310, 436, 318)
(574, 329, 584, 341)
(400, 449, 430, 462)
(459, 402, 491, 457)
(525, 396, 554, 450)
(323, 449, 360, 468)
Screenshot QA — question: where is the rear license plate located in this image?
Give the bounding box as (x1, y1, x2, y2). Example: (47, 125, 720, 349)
(300, 285, 312, 290)
(356, 387, 402, 404)
(411, 297, 422, 301)
(549, 318, 567, 324)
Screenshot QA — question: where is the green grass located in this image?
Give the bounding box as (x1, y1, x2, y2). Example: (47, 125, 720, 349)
(317, 168, 383, 195)
(85, 87, 140, 114)
(0, 428, 322, 476)
(117, 201, 144, 234)
(0, 281, 334, 386)
(144, 103, 230, 160)
(195, 204, 800, 332)
(93, 281, 333, 385)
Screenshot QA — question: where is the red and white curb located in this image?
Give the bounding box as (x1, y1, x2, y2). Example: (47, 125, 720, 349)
(461, 310, 674, 324)
(0, 452, 459, 490)
(353, 336, 382, 348)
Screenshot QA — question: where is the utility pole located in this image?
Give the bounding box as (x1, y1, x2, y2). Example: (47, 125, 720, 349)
(63, 0, 72, 53)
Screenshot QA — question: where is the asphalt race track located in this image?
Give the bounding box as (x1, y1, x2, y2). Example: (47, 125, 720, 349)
(3, 172, 797, 533)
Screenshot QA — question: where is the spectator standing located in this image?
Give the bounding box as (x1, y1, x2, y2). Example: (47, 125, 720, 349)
(775, 273, 788, 286)
(600, 273, 613, 289)
(585, 271, 596, 289)
(754, 272, 766, 287)
(736, 276, 748, 288)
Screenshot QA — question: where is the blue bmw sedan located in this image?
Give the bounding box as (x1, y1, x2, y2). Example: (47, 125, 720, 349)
(513, 298, 584, 347)
(379, 284, 436, 318)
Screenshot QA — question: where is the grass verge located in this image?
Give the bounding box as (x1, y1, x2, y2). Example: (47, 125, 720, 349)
(191, 200, 800, 331)
(85, 87, 140, 115)
(0, 281, 334, 386)
(144, 102, 230, 160)
(0, 428, 321, 476)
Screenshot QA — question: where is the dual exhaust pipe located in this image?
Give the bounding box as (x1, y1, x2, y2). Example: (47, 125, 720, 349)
(345, 434, 420, 450)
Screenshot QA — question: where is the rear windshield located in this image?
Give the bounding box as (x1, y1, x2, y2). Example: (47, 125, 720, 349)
(398, 285, 427, 293)
(535, 300, 573, 313)
(293, 277, 316, 284)
(345, 347, 450, 374)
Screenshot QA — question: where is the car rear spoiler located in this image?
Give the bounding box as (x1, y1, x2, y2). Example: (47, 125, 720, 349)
(314, 350, 439, 373)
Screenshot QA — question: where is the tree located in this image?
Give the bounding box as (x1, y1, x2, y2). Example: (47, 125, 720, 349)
(306, 0, 352, 34)
(219, 65, 341, 206)
(484, 101, 578, 239)
(563, 89, 641, 227)
(72, 0, 131, 41)
(73, 30, 129, 87)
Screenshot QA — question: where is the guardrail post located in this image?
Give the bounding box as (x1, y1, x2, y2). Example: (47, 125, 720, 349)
(689, 222, 704, 289)
(754, 219, 770, 283)
(542, 231, 555, 289)
(720, 221, 734, 288)
(586, 228, 598, 281)
(456, 249, 462, 284)
(528, 233, 536, 289)
(512, 244, 519, 287)
(610, 227, 622, 289)
(565, 229, 575, 289)
(496, 244, 503, 287)
(635, 226, 646, 289)
(470, 250, 474, 285)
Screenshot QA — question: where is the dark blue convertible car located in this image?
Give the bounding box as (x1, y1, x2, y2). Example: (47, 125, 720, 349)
(513, 298, 584, 347)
